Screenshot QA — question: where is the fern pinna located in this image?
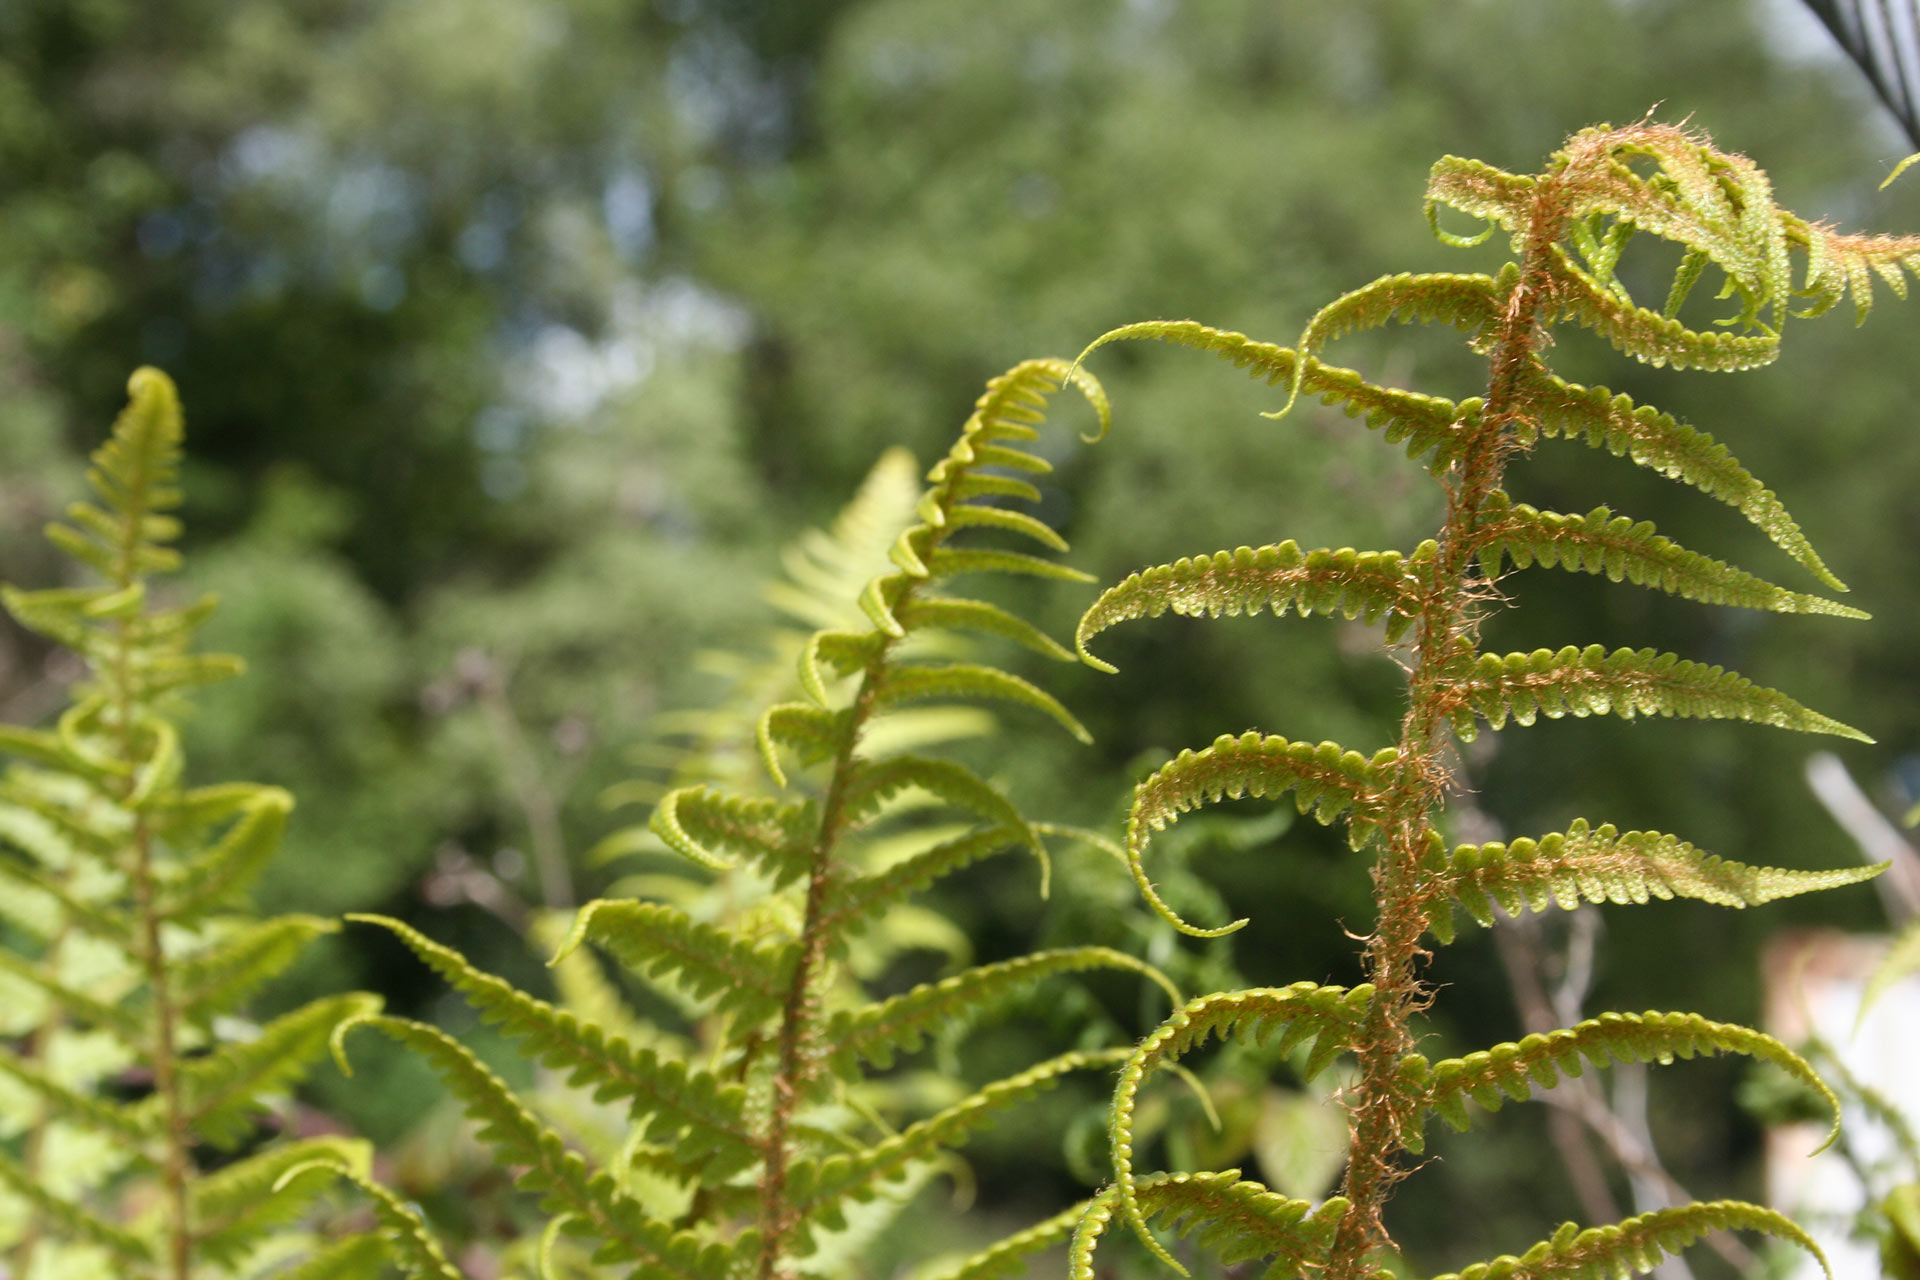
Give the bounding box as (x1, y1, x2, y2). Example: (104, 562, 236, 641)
(0, 369, 382, 1279)
(336, 359, 1181, 1279)
(1064, 121, 1912, 1280)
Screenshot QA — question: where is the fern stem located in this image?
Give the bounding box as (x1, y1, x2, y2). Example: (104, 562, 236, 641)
(1328, 154, 1573, 1280)
(756, 640, 886, 1279)
(108, 422, 194, 1280)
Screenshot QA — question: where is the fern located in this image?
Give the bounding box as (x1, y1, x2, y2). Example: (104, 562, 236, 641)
(342, 358, 1184, 1278)
(0, 370, 385, 1277)
(1066, 121, 1902, 1280)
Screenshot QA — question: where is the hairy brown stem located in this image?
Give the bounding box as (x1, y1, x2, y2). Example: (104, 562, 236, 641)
(1326, 160, 1574, 1280)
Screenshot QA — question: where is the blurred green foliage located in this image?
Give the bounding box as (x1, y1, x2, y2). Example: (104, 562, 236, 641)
(3, 0, 1917, 1272)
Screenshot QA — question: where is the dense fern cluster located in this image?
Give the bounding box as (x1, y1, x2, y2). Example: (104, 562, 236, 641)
(1062, 121, 1914, 1280)
(0, 370, 382, 1278)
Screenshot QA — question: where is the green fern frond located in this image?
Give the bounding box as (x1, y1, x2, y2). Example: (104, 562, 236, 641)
(0, 1042, 154, 1143)
(819, 826, 1030, 938)
(1068, 1171, 1345, 1280)
(792, 1047, 1130, 1236)
(894, 597, 1074, 662)
(277, 1232, 392, 1280)
(180, 993, 381, 1148)
(1517, 367, 1841, 589)
(756, 703, 852, 789)
(350, 914, 757, 1179)
(839, 755, 1038, 850)
(1073, 319, 1470, 470)
(1428, 819, 1884, 942)
(1426, 1200, 1829, 1280)
(875, 662, 1091, 743)
(173, 914, 340, 1021)
(550, 898, 794, 1026)
(50, 366, 187, 589)
(333, 1015, 740, 1280)
(827, 947, 1180, 1073)
(648, 785, 816, 883)
(1789, 219, 1920, 322)
(1297, 272, 1502, 364)
(913, 1200, 1088, 1280)
(1076, 542, 1427, 672)
(1105, 984, 1371, 1273)
(1127, 733, 1393, 935)
(1442, 644, 1869, 742)
(0, 1149, 154, 1264)
(190, 1135, 374, 1268)
(1425, 154, 1538, 239)
(274, 1160, 464, 1280)
(1409, 1010, 1837, 1149)
(1473, 493, 1862, 616)
(0, 949, 146, 1044)
(1544, 246, 1780, 371)
(156, 786, 295, 924)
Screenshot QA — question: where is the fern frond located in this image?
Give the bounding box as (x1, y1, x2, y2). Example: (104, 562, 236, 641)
(828, 947, 1180, 1074)
(840, 755, 1037, 849)
(1297, 272, 1503, 363)
(1518, 367, 1842, 589)
(1127, 733, 1392, 935)
(1105, 983, 1371, 1274)
(156, 785, 295, 923)
(551, 898, 793, 1026)
(173, 913, 340, 1021)
(1077, 542, 1427, 672)
(0, 1148, 154, 1264)
(876, 662, 1091, 743)
(914, 1200, 1088, 1280)
(1473, 493, 1863, 617)
(1428, 819, 1884, 942)
(277, 1232, 392, 1280)
(1426, 154, 1538, 238)
(894, 597, 1074, 661)
(1426, 1200, 1829, 1280)
(1072, 319, 1471, 469)
(820, 826, 1028, 937)
(0, 1042, 153, 1141)
(0, 948, 146, 1043)
(1544, 246, 1780, 371)
(1789, 219, 1920, 322)
(1068, 1171, 1345, 1280)
(1409, 1011, 1838, 1150)
(756, 703, 852, 789)
(648, 784, 815, 883)
(351, 914, 757, 1179)
(332, 1015, 741, 1280)
(1442, 644, 1869, 742)
(190, 1135, 373, 1268)
(274, 1160, 464, 1280)
(180, 992, 381, 1147)
(50, 366, 187, 590)
(793, 1047, 1130, 1236)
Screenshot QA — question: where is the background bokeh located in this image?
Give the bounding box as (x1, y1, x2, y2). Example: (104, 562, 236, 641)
(3, 0, 1917, 1273)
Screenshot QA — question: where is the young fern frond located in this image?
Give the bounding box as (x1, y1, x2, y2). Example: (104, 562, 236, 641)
(347, 357, 1188, 1278)
(0, 369, 385, 1277)
(1066, 121, 1894, 1280)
